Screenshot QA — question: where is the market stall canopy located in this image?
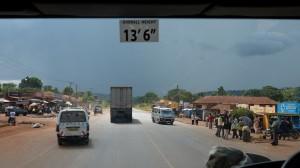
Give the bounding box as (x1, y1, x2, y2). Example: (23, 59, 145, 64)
(29, 102, 39, 107)
(0, 98, 10, 103)
(30, 99, 42, 103)
(51, 99, 63, 103)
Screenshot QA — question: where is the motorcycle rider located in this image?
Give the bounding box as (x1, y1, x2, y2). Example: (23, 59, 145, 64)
(8, 110, 16, 125)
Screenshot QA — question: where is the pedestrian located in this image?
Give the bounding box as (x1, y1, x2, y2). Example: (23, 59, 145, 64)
(231, 118, 239, 139)
(215, 115, 224, 137)
(205, 115, 209, 127)
(223, 117, 230, 140)
(208, 114, 214, 129)
(228, 115, 232, 135)
(238, 120, 244, 140)
(253, 117, 260, 134)
(191, 112, 195, 125)
(242, 125, 251, 142)
(270, 116, 281, 146)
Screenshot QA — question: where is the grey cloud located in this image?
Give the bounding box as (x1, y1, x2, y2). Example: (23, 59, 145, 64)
(236, 32, 292, 57)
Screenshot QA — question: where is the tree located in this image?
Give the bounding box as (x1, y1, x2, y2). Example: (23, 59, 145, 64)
(294, 87, 300, 101)
(2, 83, 17, 92)
(142, 92, 159, 104)
(43, 85, 53, 92)
(244, 89, 263, 97)
(166, 88, 193, 102)
(231, 108, 254, 121)
(83, 91, 94, 102)
(261, 85, 283, 101)
(217, 86, 227, 96)
(19, 76, 43, 89)
(281, 87, 296, 101)
(63, 86, 73, 95)
(53, 87, 60, 93)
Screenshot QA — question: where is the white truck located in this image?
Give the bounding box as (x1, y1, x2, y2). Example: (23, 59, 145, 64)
(110, 87, 132, 123)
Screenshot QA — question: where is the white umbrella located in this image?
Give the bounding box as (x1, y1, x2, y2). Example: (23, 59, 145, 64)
(43, 100, 48, 104)
(65, 101, 72, 106)
(0, 98, 10, 103)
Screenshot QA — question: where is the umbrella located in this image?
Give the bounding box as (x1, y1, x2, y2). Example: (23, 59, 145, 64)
(65, 101, 72, 106)
(239, 116, 252, 127)
(29, 102, 39, 107)
(43, 100, 48, 104)
(0, 98, 10, 103)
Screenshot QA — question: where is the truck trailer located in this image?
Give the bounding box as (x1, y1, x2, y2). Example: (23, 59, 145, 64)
(110, 86, 132, 123)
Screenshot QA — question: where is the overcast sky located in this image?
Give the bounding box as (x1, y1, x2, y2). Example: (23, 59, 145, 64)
(0, 19, 299, 96)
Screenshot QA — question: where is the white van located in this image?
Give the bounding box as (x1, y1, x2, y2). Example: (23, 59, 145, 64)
(152, 106, 175, 125)
(56, 108, 89, 145)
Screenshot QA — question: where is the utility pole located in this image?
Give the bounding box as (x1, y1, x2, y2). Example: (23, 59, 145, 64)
(75, 84, 78, 98)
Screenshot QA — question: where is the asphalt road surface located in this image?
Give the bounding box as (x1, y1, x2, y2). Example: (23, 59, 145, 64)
(0, 109, 294, 168)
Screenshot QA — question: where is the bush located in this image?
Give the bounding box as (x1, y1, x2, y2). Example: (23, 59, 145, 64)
(230, 108, 254, 120)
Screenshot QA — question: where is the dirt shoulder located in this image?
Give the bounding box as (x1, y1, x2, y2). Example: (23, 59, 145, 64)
(0, 114, 56, 139)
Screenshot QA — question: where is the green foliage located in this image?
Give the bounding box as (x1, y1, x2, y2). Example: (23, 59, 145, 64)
(143, 92, 159, 103)
(83, 91, 95, 102)
(166, 88, 193, 102)
(243, 89, 263, 97)
(134, 92, 160, 104)
(217, 86, 227, 96)
(231, 108, 254, 120)
(53, 87, 60, 93)
(63, 86, 74, 95)
(261, 85, 283, 101)
(281, 87, 297, 101)
(2, 83, 17, 92)
(19, 76, 43, 89)
(43, 85, 53, 92)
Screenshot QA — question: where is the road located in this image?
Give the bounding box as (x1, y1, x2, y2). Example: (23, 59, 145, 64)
(0, 109, 298, 168)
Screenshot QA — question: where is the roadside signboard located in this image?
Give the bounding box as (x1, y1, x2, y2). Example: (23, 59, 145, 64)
(120, 19, 159, 42)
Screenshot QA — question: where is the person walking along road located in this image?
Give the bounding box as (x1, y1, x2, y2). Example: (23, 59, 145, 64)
(215, 115, 224, 137)
(271, 116, 281, 146)
(223, 114, 230, 139)
(253, 117, 260, 134)
(231, 118, 239, 139)
(208, 114, 214, 129)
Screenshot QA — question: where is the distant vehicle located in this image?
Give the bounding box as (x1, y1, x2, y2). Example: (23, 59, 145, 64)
(152, 106, 175, 125)
(94, 106, 102, 114)
(56, 108, 90, 145)
(5, 106, 28, 116)
(110, 87, 132, 123)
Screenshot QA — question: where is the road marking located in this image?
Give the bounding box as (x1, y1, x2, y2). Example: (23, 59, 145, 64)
(140, 125, 176, 168)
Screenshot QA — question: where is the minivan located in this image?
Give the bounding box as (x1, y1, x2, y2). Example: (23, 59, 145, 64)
(152, 106, 175, 125)
(56, 108, 89, 145)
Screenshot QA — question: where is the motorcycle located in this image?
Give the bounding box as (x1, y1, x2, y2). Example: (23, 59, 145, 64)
(263, 128, 300, 140)
(8, 117, 16, 126)
(280, 128, 300, 140)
